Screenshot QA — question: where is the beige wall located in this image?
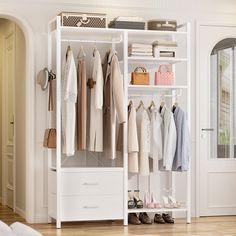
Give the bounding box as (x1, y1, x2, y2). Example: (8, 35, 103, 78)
(0, 19, 26, 216)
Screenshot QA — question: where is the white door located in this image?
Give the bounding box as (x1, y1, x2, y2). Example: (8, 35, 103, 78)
(198, 24, 236, 216)
(2, 29, 15, 209)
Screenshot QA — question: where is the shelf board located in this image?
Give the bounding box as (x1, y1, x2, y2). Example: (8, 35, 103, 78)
(128, 57, 187, 64)
(60, 26, 123, 42)
(128, 85, 187, 93)
(127, 29, 187, 36)
(128, 207, 187, 214)
(49, 167, 124, 172)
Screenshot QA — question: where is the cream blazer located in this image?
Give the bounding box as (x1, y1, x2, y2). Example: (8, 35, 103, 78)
(128, 106, 139, 173)
(62, 49, 77, 156)
(160, 106, 177, 171)
(136, 108, 151, 176)
(103, 49, 126, 159)
(88, 49, 103, 152)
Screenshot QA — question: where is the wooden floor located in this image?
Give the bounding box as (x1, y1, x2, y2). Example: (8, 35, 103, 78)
(1, 205, 236, 236)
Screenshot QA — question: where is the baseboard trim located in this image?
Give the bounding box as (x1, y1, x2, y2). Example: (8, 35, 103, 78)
(15, 206, 26, 219)
(34, 215, 49, 224)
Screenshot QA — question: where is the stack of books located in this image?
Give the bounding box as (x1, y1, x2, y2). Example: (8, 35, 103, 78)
(152, 40, 178, 58)
(129, 43, 153, 57)
(109, 16, 145, 30)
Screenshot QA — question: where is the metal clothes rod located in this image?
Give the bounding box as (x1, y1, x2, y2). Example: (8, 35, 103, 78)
(61, 37, 123, 44)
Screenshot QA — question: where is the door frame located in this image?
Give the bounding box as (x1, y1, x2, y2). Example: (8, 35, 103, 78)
(1, 27, 16, 211)
(196, 21, 236, 217)
(0, 12, 35, 223)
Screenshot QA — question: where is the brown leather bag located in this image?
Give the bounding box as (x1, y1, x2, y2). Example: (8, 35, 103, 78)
(43, 128, 56, 148)
(131, 67, 150, 85)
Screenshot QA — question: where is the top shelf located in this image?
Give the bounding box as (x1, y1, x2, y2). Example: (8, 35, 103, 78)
(49, 17, 189, 42)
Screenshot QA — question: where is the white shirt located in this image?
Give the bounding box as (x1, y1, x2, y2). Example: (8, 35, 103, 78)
(149, 108, 163, 172)
(136, 107, 151, 176)
(62, 49, 77, 156)
(160, 106, 177, 171)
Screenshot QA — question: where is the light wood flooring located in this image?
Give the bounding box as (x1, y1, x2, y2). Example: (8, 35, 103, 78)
(1, 204, 236, 235)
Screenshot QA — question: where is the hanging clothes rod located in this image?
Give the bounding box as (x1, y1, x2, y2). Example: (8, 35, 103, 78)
(61, 36, 123, 44)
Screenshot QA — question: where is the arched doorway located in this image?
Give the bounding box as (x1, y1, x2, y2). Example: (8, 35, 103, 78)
(0, 13, 35, 223)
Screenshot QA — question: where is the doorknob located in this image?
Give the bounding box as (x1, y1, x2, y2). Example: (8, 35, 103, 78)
(201, 128, 214, 131)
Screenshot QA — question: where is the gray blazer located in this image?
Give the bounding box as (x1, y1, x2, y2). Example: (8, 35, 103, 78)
(172, 106, 190, 171)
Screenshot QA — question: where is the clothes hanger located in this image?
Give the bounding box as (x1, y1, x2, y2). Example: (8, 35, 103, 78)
(66, 44, 71, 60)
(93, 42, 98, 57)
(77, 45, 86, 59)
(128, 100, 133, 112)
(159, 96, 165, 113)
(136, 100, 145, 111)
(148, 100, 156, 110)
(172, 97, 178, 113)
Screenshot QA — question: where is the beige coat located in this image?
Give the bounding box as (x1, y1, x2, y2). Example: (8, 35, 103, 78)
(103, 49, 126, 159)
(128, 105, 139, 173)
(88, 49, 103, 152)
(77, 59, 87, 150)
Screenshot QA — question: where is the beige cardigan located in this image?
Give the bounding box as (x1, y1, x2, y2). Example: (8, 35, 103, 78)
(103, 49, 126, 159)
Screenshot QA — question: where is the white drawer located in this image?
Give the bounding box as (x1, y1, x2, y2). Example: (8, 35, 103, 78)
(61, 195, 123, 221)
(61, 171, 123, 196)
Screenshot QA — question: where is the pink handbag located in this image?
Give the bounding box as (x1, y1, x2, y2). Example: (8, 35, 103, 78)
(155, 65, 174, 85)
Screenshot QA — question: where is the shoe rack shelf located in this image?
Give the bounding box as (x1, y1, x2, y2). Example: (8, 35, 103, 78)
(47, 16, 191, 228)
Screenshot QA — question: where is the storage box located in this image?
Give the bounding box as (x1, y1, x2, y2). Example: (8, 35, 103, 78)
(59, 12, 107, 28)
(148, 20, 177, 31)
(154, 46, 177, 58)
(109, 21, 145, 30)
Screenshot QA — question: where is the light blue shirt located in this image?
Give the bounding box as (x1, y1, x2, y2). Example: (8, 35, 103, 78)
(172, 107, 190, 171)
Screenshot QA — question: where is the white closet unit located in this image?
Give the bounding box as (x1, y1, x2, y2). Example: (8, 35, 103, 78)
(47, 16, 191, 228)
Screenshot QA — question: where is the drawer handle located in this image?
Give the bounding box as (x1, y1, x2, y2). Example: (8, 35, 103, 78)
(83, 182, 99, 186)
(83, 206, 99, 209)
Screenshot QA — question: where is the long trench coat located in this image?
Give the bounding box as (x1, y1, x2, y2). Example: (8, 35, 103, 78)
(88, 49, 104, 152)
(103, 49, 126, 160)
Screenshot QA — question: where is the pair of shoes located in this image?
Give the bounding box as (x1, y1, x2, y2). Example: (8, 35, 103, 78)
(128, 190, 135, 209)
(128, 213, 141, 225)
(154, 213, 174, 224)
(128, 190, 143, 209)
(128, 213, 152, 225)
(163, 196, 181, 208)
(139, 212, 152, 224)
(162, 188, 181, 208)
(144, 192, 162, 209)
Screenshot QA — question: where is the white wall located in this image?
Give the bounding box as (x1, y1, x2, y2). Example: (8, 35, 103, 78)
(1, 0, 236, 223)
(0, 19, 26, 216)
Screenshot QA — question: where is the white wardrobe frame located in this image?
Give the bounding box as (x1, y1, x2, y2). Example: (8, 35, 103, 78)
(48, 16, 191, 228)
